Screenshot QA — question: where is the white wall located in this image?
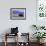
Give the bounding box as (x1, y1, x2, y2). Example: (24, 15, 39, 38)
(0, 0, 36, 42)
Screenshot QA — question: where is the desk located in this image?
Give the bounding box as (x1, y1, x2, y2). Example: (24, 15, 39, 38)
(4, 33, 18, 46)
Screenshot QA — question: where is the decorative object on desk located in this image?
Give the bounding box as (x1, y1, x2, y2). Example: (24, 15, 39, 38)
(11, 27, 18, 34)
(10, 8, 26, 20)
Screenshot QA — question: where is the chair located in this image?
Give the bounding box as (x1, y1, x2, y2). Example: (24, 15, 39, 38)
(4, 27, 19, 46)
(18, 33, 30, 46)
(4, 33, 18, 46)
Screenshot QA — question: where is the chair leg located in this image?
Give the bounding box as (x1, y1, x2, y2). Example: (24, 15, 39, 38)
(4, 41, 7, 46)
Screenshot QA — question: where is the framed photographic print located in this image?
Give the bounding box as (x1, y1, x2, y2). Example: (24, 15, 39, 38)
(37, 0, 46, 19)
(10, 8, 26, 20)
(36, 0, 46, 26)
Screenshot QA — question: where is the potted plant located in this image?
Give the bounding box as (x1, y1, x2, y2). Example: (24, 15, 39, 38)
(33, 32, 46, 43)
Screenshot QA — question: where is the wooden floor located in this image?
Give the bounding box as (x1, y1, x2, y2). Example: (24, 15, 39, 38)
(0, 42, 46, 46)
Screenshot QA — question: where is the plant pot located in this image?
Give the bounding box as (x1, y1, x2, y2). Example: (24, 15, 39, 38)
(37, 39, 45, 44)
(37, 39, 40, 43)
